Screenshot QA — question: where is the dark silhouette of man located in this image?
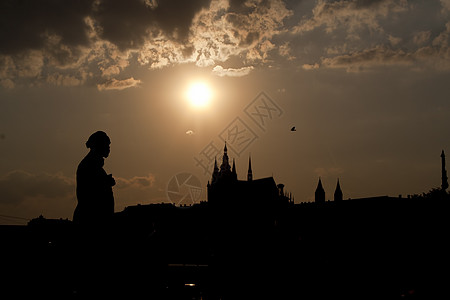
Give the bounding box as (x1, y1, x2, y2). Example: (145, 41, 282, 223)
(73, 131, 115, 227)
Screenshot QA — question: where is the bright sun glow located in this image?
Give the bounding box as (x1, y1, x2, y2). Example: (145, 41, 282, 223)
(186, 82, 212, 108)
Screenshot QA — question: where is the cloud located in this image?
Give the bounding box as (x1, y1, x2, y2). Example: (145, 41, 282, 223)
(302, 63, 320, 70)
(388, 35, 402, 46)
(0, 78, 14, 89)
(0, 170, 75, 204)
(0, 0, 293, 88)
(46, 73, 83, 87)
(115, 174, 156, 189)
(97, 77, 142, 91)
(320, 32, 450, 72)
(91, 0, 212, 50)
(292, 1, 450, 72)
(293, 0, 408, 36)
(320, 45, 414, 71)
(0, 0, 93, 55)
(0, 170, 163, 224)
(212, 65, 254, 77)
(0, 170, 76, 224)
(1, 0, 449, 87)
(113, 174, 167, 211)
(279, 42, 295, 60)
(0, 0, 210, 55)
(441, 0, 450, 12)
(413, 31, 432, 46)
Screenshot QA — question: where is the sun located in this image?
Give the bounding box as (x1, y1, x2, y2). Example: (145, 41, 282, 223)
(186, 82, 212, 108)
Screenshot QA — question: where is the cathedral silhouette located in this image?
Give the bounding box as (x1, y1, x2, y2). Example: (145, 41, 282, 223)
(207, 142, 292, 209)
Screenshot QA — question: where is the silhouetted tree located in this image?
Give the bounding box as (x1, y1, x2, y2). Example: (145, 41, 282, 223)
(411, 187, 449, 201)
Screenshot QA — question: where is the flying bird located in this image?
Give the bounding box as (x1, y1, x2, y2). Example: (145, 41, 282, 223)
(290, 126, 296, 131)
(186, 130, 194, 135)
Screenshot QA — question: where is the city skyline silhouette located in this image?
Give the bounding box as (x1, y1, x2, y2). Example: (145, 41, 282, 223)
(2, 142, 450, 299)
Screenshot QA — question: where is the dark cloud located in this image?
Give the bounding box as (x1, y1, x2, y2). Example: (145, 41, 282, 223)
(151, 0, 212, 41)
(0, 170, 161, 222)
(0, 170, 74, 204)
(292, 0, 450, 72)
(354, 0, 386, 9)
(2, 0, 448, 88)
(0, 0, 212, 88)
(320, 45, 413, 71)
(95, 0, 210, 50)
(92, 0, 154, 51)
(0, 0, 94, 55)
(0, 0, 211, 54)
(0, 0, 295, 88)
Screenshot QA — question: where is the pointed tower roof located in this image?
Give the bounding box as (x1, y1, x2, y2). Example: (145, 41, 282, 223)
(247, 154, 253, 181)
(232, 158, 237, 180)
(220, 141, 231, 174)
(211, 157, 219, 184)
(316, 177, 323, 190)
(207, 141, 236, 184)
(334, 178, 343, 201)
(315, 177, 325, 203)
(442, 150, 448, 191)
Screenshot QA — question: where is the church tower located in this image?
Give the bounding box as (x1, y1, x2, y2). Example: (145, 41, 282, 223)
(441, 150, 448, 191)
(210, 157, 219, 185)
(247, 155, 253, 181)
(220, 142, 231, 176)
(207, 142, 237, 205)
(207, 141, 282, 208)
(232, 158, 238, 181)
(315, 178, 325, 203)
(334, 178, 343, 201)
(209, 141, 237, 185)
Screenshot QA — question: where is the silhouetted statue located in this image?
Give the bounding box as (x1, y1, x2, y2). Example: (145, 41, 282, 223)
(73, 131, 115, 227)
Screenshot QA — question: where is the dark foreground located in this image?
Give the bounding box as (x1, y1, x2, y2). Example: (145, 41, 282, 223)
(3, 197, 449, 299)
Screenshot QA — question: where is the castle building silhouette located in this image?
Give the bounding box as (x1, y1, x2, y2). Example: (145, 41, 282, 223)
(207, 143, 450, 206)
(207, 142, 292, 208)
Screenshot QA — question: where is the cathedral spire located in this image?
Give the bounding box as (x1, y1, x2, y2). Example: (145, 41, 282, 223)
(211, 157, 219, 184)
(220, 141, 231, 175)
(441, 150, 448, 191)
(247, 154, 253, 181)
(334, 178, 343, 201)
(315, 177, 325, 203)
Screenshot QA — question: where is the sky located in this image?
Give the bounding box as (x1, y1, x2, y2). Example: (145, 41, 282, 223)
(1, 0, 450, 225)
